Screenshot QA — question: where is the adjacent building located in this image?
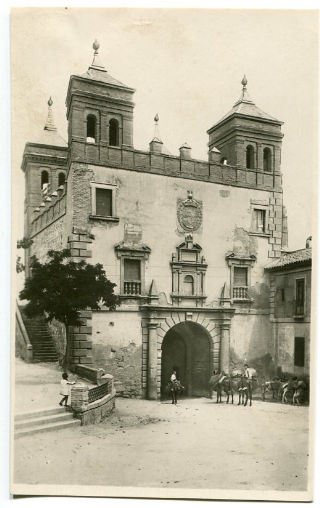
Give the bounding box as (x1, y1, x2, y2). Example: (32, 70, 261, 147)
(265, 238, 312, 377)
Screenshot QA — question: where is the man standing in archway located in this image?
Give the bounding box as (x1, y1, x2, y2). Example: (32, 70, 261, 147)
(169, 368, 184, 404)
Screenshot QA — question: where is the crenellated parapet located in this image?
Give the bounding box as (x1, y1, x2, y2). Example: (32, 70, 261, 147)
(69, 145, 282, 192)
(30, 184, 67, 237)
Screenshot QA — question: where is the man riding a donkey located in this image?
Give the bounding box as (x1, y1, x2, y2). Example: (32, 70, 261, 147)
(209, 362, 257, 407)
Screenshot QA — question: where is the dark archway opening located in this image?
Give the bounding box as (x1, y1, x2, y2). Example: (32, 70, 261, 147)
(109, 118, 120, 147)
(263, 147, 272, 172)
(41, 170, 49, 190)
(58, 172, 65, 187)
(246, 145, 255, 169)
(161, 321, 211, 399)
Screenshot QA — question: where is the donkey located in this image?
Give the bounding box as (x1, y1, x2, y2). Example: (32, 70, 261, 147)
(237, 375, 257, 407)
(209, 372, 242, 404)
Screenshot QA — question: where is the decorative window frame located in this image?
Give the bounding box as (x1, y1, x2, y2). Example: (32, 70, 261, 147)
(226, 252, 256, 303)
(115, 241, 151, 299)
(89, 182, 119, 222)
(171, 236, 207, 306)
(249, 200, 270, 237)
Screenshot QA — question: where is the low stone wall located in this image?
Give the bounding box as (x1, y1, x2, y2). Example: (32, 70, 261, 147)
(73, 392, 116, 425)
(71, 373, 115, 425)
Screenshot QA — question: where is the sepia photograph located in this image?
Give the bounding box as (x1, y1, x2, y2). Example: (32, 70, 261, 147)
(9, 6, 318, 502)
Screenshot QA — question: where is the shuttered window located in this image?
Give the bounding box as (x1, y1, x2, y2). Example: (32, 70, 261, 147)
(295, 278, 305, 315)
(96, 188, 112, 216)
(234, 267, 248, 287)
(294, 337, 305, 367)
(124, 259, 141, 281)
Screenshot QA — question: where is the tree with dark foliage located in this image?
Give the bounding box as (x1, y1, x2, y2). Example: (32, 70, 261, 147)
(20, 249, 118, 367)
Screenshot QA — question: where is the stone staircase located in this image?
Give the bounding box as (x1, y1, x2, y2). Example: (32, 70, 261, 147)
(14, 406, 81, 437)
(19, 308, 59, 362)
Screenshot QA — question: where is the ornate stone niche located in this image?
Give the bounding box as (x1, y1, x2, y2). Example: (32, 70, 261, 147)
(170, 235, 207, 306)
(225, 252, 256, 303)
(115, 240, 151, 298)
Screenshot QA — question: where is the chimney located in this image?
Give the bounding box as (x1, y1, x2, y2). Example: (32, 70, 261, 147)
(306, 236, 312, 248)
(179, 142, 192, 160)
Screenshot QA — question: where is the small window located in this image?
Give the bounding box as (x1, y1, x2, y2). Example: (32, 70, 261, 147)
(281, 288, 285, 302)
(253, 209, 266, 233)
(295, 278, 305, 316)
(294, 337, 305, 367)
(124, 259, 141, 295)
(41, 170, 49, 190)
(233, 267, 248, 299)
(183, 275, 194, 296)
(96, 188, 112, 217)
(86, 115, 97, 143)
(109, 118, 119, 147)
(220, 157, 227, 165)
(58, 172, 65, 187)
(263, 147, 272, 172)
(246, 145, 254, 169)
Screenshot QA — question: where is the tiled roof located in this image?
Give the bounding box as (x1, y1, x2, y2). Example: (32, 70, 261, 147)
(265, 248, 312, 270)
(208, 82, 281, 132)
(80, 67, 128, 88)
(30, 129, 67, 147)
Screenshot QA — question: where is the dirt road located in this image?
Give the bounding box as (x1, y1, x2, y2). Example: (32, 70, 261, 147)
(14, 397, 309, 492)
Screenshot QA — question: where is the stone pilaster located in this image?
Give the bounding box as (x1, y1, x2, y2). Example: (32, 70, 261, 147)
(147, 321, 159, 400)
(219, 322, 231, 374)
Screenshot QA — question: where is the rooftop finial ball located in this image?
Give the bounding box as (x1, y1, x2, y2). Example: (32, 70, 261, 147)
(48, 97, 53, 107)
(93, 39, 100, 51)
(241, 75, 248, 87)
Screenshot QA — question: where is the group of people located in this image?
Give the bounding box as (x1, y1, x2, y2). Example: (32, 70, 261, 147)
(168, 363, 256, 404)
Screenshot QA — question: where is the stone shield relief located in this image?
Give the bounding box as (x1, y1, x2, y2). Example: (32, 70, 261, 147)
(177, 195, 203, 232)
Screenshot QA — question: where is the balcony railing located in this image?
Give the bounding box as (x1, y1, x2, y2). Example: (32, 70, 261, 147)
(124, 281, 141, 295)
(233, 286, 248, 299)
(294, 299, 305, 317)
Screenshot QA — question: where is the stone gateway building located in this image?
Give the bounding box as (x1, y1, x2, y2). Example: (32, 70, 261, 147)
(21, 41, 295, 399)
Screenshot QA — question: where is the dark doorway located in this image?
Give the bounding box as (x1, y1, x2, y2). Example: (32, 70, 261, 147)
(161, 321, 211, 399)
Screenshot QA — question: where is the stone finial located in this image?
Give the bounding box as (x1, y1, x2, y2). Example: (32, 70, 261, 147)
(44, 97, 57, 132)
(89, 39, 105, 71)
(234, 74, 254, 106)
(93, 39, 100, 52)
(149, 113, 163, 153)
(148, 280, 159, 305)
(241, 75, 248, 88)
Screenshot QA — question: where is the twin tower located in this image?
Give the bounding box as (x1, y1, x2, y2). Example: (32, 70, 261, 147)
(22, 41, 284, 244)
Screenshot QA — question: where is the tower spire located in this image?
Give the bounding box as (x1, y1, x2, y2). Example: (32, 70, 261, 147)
(234, 74, 254, 106)
(44, 97, 57, 131)
(152, 113, 162, 142)
(89, 39, 106, 71)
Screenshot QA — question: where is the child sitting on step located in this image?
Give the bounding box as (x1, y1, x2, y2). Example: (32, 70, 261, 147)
(59, 372, 75, 407)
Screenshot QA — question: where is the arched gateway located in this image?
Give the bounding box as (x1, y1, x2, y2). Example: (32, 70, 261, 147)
(141, 310, 232, 400)
(161, 322, 212, 398)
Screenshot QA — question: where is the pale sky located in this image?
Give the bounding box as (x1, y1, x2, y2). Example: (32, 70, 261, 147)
(11, 8, 318, 251)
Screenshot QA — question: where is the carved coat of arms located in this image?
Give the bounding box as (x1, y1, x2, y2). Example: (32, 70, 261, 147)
(177, 192, 202, 232)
